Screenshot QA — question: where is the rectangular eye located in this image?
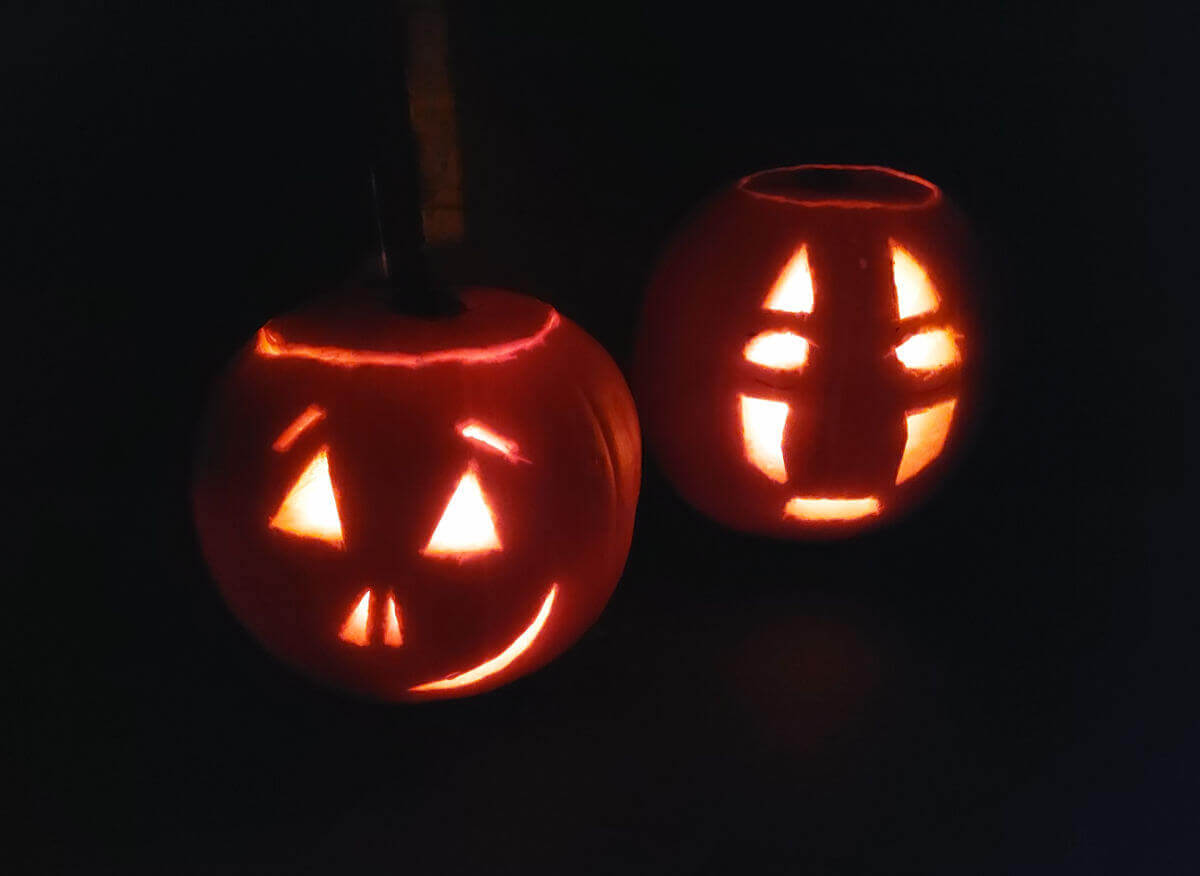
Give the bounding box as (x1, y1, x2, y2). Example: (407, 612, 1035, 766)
(894, 328, 961, 373)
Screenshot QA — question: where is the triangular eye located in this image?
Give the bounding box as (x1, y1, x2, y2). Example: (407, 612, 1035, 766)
(891, 241, 939, 319)
(422, 466, 502, 558)
(269, 447, 345, 548)
(762, 245, 814, 314)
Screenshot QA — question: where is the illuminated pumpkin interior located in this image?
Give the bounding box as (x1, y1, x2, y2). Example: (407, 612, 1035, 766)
(739, 394, 790, 483)
(383, 593, 404, 647)
(894, 328, 961, 372)
(339, 589, 372, 646)
(763, 246, 815, 314)
(409, 584, 557, 692)
(895, 398, 957, 484)
(743, 330, 810, 370)
(457, 420, 528, 463)
(269, 447, 345, 548)
(784, 497, 881, 521)
(891, 243, 939, 320)
(422, 466, 502, 557)
(273, 404, 326, 452)
(338, 588, 404, 647)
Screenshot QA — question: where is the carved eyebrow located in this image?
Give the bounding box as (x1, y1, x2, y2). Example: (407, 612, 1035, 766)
(456, 419, 529, 463)
(272, 404, 326, 452)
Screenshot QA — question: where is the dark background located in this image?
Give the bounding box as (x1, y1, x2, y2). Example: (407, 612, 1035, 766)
(10, 1, 1198, 872)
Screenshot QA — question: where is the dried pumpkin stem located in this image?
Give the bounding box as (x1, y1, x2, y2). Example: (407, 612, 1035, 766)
(372, 0, 462, 316)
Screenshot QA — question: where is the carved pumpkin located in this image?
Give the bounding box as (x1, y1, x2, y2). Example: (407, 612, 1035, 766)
(634, 165, 976, 537)
(193, 287, 640, 700)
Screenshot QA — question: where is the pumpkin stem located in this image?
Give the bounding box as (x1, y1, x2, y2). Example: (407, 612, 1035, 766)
(370, 0, 463, 317)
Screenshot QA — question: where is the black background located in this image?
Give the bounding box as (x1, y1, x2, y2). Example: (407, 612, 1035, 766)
(10, 1, 1199, 872)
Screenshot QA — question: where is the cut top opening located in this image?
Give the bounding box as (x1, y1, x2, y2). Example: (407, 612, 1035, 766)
(739, 165, 941, 210)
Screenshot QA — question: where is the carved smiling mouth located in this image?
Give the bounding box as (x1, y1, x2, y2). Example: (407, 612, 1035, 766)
(335, 583, 560, 693)
(784, 497, 882, 521)
(409, 584, 558, 692)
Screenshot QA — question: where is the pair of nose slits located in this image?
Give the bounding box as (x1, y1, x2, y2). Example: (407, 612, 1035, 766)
(339, 588, 404, 647)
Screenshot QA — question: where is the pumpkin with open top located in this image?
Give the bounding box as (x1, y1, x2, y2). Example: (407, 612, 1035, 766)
(634, 164, 977, 537)
(194, 286, 640, 700)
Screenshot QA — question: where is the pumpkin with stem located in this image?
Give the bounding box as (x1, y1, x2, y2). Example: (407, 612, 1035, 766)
(194, 285, 640, 700)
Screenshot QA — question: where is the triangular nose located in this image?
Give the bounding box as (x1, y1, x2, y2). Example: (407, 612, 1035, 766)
(382, 592, 404, 647)
(338, 588, 404, 647)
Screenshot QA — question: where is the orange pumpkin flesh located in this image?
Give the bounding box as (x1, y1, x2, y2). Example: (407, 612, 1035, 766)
(193, 287, 640, 700)
(634, 165, 977, 538)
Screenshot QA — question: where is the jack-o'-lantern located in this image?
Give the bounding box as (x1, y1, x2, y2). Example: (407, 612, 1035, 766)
(634, 165, 977, 537)
(193, 286, 640, 700)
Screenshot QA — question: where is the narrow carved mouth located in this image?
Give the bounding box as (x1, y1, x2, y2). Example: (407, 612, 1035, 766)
(783, 497, 882, 521)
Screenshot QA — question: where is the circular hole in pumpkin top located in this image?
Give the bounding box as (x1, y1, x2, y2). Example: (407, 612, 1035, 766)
(740, 165, 941, 209)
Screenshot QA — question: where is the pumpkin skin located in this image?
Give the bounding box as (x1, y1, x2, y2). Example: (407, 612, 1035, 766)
(193, 287, 640, 701)
(634, 165, 977, 538)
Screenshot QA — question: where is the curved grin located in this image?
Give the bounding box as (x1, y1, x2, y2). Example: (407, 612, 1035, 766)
(409, 583, 559, 692)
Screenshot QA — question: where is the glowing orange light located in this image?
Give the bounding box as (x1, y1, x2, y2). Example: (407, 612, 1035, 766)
(422, 466, 502, 558)
(894, 328, 961, 372)
(383, 593, 404, 647)
(410, 584, 557, 692)
(784, 497, 882, 521)
(339, 589, 372, 646)
(739, 394, 790, 483)
(456, 420, 528, 463)
(891, 242, 939, 319)
(895, 398, 957, 484)
(763, 246, 815, 314)
(255, 310, 561, 369)
(743, 330, 810, 370)
(269, 447, 344, 547)
(272, 404, 326, 452)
